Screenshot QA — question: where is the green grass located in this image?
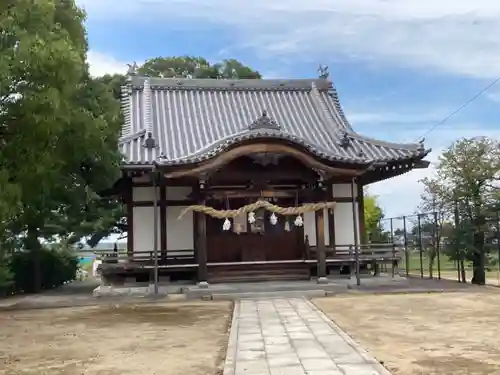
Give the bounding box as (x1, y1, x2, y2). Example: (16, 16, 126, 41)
(400, 248, 500, 284)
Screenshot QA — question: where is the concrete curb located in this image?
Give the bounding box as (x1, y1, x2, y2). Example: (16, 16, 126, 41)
(222, 300, 240, 375)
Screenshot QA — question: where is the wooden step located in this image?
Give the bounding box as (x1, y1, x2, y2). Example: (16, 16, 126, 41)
(207, 264, 310, 283)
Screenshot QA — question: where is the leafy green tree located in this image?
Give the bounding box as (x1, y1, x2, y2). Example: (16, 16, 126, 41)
(0, 0, 122, 291)
(425, 137, 500, 284)
(363, 194, 388, 242)
(416, 178, 450, 278)
(138, 56, 261, 79)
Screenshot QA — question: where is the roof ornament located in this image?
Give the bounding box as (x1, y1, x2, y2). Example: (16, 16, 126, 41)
(126, 61, 138, 76)
(318, 64, 329, 79)
(339, 132, 351, 148)
(144, 131, 156, 149)
(417, 137, 426, 152)
(248, 110, 281, 131)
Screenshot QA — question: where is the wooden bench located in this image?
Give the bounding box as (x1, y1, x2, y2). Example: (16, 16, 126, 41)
(308, 243, 402, 277)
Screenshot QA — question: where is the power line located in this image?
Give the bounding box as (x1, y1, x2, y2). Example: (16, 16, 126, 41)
(414, 75, 500, 141)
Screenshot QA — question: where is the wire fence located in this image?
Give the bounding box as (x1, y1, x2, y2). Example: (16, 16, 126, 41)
(378, 210, 500, 286)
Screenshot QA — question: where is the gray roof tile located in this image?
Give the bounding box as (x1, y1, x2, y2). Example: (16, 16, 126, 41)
(119, 77, 429, 166)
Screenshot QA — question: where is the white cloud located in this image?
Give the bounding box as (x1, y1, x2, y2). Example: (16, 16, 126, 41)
(87, 50, 128, 77)
(78, 0, 500, 79)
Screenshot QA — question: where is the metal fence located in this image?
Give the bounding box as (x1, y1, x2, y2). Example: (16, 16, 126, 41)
(378, 210, 500, 285)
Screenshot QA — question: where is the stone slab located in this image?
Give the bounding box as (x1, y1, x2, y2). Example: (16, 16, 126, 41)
(223, 298, 393, 375)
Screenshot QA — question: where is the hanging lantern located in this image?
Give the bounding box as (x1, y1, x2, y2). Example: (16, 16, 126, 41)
(222, 218, 231, 231)
(270, 213, 278, 225)
(248, 211, 256, 224)
(294, 215, 303, 227)
(284, 221, 291, 232)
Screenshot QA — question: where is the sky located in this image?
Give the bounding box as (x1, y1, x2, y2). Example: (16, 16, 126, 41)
(77, 0, 500, 220)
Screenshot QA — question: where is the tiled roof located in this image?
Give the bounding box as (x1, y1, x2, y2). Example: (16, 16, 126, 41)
(119, 76, 429, 166)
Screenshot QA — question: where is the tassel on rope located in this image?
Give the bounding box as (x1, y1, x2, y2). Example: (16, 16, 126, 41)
(177, 200, 336, 219)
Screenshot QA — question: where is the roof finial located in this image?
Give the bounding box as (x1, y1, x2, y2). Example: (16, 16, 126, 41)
(126, 61, 138, 76)
(318, 64, 329, 79)
(417, 137, 425, 152)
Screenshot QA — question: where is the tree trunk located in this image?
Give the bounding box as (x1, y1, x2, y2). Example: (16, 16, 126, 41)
(471, 230, 485, 285)
(428, 249, 436, 278)
(459, 259, 466, 283)
(25, 226, 42, 293)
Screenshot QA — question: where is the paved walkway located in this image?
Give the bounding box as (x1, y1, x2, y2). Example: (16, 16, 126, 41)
(224, 298, 390, 375)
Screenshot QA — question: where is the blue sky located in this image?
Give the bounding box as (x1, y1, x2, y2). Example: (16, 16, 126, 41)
(78, 0, 500, 221)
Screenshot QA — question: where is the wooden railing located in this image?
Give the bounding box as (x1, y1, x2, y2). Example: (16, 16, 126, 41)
(306, 241, 403, 278)
(100, 249, 196, 265)
(308, 243, 402, 262)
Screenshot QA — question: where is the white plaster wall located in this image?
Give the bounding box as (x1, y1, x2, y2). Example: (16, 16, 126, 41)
(333, 202, 361, 249)
(131, 186, 194, 256)
(133, 186, 158, 201)
(167, 187, 192, 200)
(303, 209, 330, 247)
(132, 175, 150, 184)
(132, 206, 160, 252)
(166, 206, 194, 256)
(332, 183, 358, 198)
(302, 183, 362, 249)
(132, 186, 192, 201)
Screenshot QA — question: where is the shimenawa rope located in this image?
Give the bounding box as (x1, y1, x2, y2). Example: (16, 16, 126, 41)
(177, 200, 335, 219)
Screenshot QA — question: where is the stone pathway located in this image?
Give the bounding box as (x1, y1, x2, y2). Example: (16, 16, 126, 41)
(224, 298, 390, 375)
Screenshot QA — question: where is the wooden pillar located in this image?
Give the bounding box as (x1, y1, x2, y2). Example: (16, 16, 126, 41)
(160, 181, 167, 259)
(351, 178, 361, 286)
(126, 177, 134, 257)
(357, 183, 367, 244)
(326, 185, 336, 254)
(196, 197, 208, 286)
(315, 208, 327, 282)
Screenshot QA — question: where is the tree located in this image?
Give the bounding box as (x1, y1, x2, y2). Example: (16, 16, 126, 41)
(424, 137, 500, 285)
(0, 0, 122, 291)
(417, 178, 450, 278)
(363, 194, 388, 242)
(138, 56, 261, 79)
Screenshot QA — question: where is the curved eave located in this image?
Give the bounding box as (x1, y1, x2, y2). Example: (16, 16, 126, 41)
(154, 130, 374, 167)
(120, 131, 428, 168)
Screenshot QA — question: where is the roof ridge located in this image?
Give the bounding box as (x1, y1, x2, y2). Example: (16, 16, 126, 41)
(128, 76, 333, 91)
(325, 84, 354, 132)
(119, 129, 146, 144)
(120, 83, 133, 137)
(309, 82, 350, 131)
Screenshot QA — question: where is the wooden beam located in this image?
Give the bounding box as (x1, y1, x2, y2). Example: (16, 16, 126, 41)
(160, 183, 167, 258)
(357, 183, 367, 244)
(196, 199, 208, 284)
(326, 185, 336, 252)
(126, 180, 134, 257)
(133, 200, 196, 207)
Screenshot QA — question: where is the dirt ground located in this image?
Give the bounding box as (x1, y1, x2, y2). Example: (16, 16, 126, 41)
(0, 301, 232, 375)
(314, 290, 500, 375)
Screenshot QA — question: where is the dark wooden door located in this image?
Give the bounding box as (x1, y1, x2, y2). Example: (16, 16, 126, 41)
(206, 212, 302, 263)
